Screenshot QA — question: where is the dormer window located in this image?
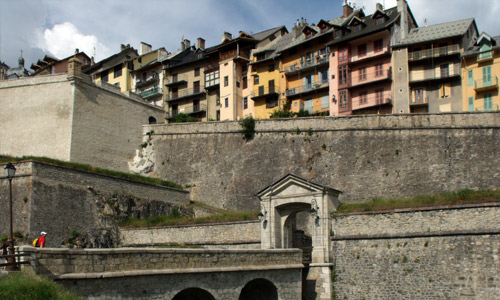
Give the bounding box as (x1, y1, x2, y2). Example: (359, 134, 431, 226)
(376, 17, 384, 25)
(321, 27, 328, 34)
(335, 30, 343, 39)
(306, 32, 313, 39)
(353, 24, 361, 32)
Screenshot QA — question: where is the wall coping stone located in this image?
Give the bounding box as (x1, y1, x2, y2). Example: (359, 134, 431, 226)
(124, 240, 261, 247)
(50, 264, 305, 280)
(120, 219, 259, 231)
(333, 201, 500, 217)
(332, 229, 500, 241)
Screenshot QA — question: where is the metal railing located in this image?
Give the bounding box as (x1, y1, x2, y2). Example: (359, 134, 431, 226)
(409, 70, 460, 82)
(350, 45, 390, 63)
(138, 86, 162, 98)
(252, 85, 279, 98)
(474, 76, 498, 90)
(408, 44, 460, 61)
(166, 87, 205, 101)
(286, 80, 329, 97)
(135, 75, 159, 88)
(351, 91, 392, 109)
(477, 51, 493, 61)
(0, 250, 30, 269)
(164, 75, 188, 86)
(285, 56, 329, 74)
(166, 103, 207, 119)
(349, 68, 392, 87)
(411, 96, 428, 105)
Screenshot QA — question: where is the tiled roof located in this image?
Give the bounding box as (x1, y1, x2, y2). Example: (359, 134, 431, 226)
(463, 33, 500, 57)
(251, 26, 286, 41)
(396, 18, 474, 46)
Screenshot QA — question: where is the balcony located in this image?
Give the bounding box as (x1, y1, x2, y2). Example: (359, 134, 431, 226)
(284, 57, 329, 75)
(408, 44, 460, 61)
(349, 68, 392, 89)
(165, 103, 207, 119)
(477, 51, 493, 63)
(286, 80, 329, 98)
(474, 76, 499, 92)
(251, 85, 279, 99)
(352, 91, 392, 111)
(165, 87, 205, 102)
(136, 75, 159, 89)
(409, 70, 460, 83)
(410, 96, 428, 106)
(165, 75, 187, 87)
(349, 46, 390, 65)
(205, 79, 220, 90)
(138, 86, 162, 99)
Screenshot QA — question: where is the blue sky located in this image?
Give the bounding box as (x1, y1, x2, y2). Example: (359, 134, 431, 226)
(1, 0, 499, 70)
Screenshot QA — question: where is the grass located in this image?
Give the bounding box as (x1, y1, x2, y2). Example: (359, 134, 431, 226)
(119, 210, 260, 228)
(0, 271, 82, 300)
(0, 155, 183, 189)
(336, 189, 500, 213)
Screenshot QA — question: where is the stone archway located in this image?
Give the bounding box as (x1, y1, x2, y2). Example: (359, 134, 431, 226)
(238, 278, 278, 300)
(172, 287, 215, 300)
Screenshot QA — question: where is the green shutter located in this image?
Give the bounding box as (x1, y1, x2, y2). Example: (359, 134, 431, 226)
(468, 70, 473, 86)
(468, 97, 474, 111)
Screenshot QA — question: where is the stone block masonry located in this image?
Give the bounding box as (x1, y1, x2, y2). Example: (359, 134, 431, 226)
(332, 203, 500, 299)
(136, 112, 500, 211)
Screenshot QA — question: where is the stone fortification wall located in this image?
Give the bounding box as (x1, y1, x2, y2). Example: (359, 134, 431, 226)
(0, 74, 164, 172)
(136, 112, 500, 211)
(332, 204, 500, 299)
(120, 220, 261, 248)
(0, 161, 190, 248)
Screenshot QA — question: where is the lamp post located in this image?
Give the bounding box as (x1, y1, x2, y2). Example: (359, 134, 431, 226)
(4, 162, 17, 271)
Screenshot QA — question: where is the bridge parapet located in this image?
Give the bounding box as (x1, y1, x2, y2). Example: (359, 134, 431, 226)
(22, 247, 303, 279)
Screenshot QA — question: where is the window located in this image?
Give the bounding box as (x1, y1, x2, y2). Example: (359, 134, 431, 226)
(302, 51, 315, 66)
(216, 97, 220, 106)
(359, 91, 368, 104)
(414, 89, 424, 104)
(254, 75, 259, 85)
(224, 97, 229, 108)
(242, 77, 247, 89)
(468, 70, 473, 86)
(194, 67, 200, 77)
(335, 30, 343, 39)
(243, 97, 248, 110)
(224, 76, 229, 87)
(374, 39, 383, 52)
(321, 95, 329, 109)
(242, 65, 248, 74)
(339, 90, 347, 108)
(256, 53, 266, 61)
(216, 110, 220, 121)
(101, 70, 108, 82)
(269, 34, 276, 41)
(352, 24, 361, 32)
(358, 44, 367, 57)
(339, 66, 349, 85)
(266, 97, 277, 108)
(376, 17, 384, 25)
(440, 84, 451, 98)
(320, 69, 328, 84)
(339, 47, 348, 63)
(269, 79, 275, 93)
(268, 64, 275, 72)
(205, 70, 219, 87)
(193, 81, 200, 93)
(440, 64, 449, 78)
(236, 81, 240, 88)
(376, 88, 384, 103)
(305, 99, 313, 114)
(193, 99, 200, 112)
(483, 66, 492, 86)
(468, 97, 474, 111)
(113, 65, 122, 78)
(359, 68, 367, 81)
(484, 94, 493, 111)
(375, 64, 383, 77)
(321, 27, 328, 34)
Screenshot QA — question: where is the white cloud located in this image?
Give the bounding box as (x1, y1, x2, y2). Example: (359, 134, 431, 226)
(37, 22, 112, 61)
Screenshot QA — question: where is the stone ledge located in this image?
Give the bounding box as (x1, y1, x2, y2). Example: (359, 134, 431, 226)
(332, 229, 500, 241)
(120, 219, 259, 230)
(121, 240, 261, 247)
(50, 264, 306, 280)
(333, 201, 500, 217)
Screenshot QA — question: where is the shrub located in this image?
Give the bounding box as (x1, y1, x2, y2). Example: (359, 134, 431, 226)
(172, 113, 197, 123)
(239, 115, 256, 140)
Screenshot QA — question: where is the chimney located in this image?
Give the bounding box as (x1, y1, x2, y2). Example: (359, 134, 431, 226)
(120, 44, 126, 51)
(67, 56, 82, 78)
(376, 2, 383, 11)
(222, 32, 233, 42)
(139, 42, 152, 55)
(184, 39, 191, 49)
(343, 1, 354, 18)
(397, 0, 409, 40)
(198, 38, 205, 50)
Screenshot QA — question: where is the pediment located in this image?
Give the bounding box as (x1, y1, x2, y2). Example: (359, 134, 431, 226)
(256, 173, 341, 199)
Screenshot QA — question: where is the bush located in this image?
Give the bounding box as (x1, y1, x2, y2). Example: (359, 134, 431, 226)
(269, 109, 295, 119)
(0, 272, 82, 300)
(172, 113, 197, 123)
(239, 115, 256, 140)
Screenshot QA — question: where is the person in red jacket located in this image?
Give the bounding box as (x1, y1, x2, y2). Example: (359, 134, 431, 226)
(38, 232, 47, 248)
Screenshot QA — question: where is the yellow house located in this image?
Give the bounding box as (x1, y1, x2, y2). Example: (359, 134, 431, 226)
(462, 33, 500, 111)
(83, 44, 138, 92)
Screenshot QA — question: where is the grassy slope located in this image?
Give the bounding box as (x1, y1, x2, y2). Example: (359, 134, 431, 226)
(0, 272, 82, 300)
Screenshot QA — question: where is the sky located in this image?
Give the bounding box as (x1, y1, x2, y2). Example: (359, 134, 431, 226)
(1, 0, 499, 71)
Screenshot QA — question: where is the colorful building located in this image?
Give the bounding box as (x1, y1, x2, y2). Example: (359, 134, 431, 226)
(461, 33, 500, 111)
(393, 18, 478, 113)
(30, 50, 91, 76)
(83, 44, 138, 92)
(329, 0, 416, 116)
(131, 42, 169, 108)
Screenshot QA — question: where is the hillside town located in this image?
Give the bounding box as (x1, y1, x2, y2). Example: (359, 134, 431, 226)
(1, 0, 499, 122)
(1, 0, 499, 299)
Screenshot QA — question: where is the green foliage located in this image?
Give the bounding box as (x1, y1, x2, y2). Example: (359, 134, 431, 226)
(269, 109, 295, 118)
(335, 190, 500, 213)
(0, 155, 183, 189)
(172, 113, 197, 123)
(296, 109, 311, 117)
(0, 272, 82, 300)
(119, 210, 260, 228)
(239, 115, 256, 140)
(71, 229, 81, 239)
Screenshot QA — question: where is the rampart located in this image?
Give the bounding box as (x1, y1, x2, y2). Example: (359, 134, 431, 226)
(332, 203, 500, 299)
(136, 112, 500, 211)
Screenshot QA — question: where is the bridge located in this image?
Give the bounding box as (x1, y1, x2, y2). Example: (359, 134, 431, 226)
(23, 247, 303, 300)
